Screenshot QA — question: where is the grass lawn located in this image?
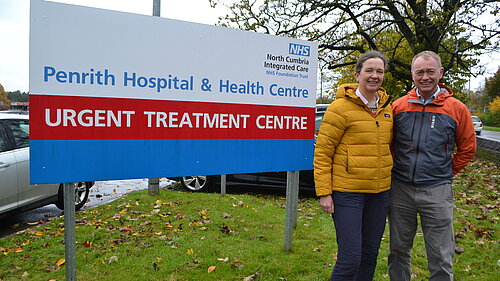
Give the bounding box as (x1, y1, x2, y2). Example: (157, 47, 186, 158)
(483, 126, 500, 131)
(0, 158, 498, 280)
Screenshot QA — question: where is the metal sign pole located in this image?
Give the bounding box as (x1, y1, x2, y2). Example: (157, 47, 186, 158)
(284, 170, 299, 252)
(148, 0, 162, 196)
(220, 174, 227, 196)
(63, 182, 76, 281)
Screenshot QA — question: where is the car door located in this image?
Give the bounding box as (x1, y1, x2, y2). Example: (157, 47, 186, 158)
(6, 118, 58, 207)
(0, 121, 19, 214)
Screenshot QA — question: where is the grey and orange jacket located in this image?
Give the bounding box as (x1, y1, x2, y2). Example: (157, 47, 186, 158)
(314, 84, 393, 197)
(392, 84, 476, 186)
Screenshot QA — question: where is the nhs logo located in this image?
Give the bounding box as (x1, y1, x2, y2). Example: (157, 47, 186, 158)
(288, 43, 310, 57)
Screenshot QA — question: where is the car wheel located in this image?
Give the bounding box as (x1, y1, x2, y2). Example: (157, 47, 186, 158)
(476, 131, 481, 135)
(55, 182, 92, 211)
(181, 176, 213, 192)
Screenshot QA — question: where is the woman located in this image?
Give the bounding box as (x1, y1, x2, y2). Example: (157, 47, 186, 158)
(314, 51, 393, 280)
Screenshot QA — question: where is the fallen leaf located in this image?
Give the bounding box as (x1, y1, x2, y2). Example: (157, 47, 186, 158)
(21, 271, 29, 279)
(217, 257, 229, 262)
(186, 249, 194, 255)
(455, 246, 465, 254)
(55, 258, 65, 267)
(231, 262, 244, 269)
(107, 256, 119, 264)
(14, 248, 24, 253)
(207, 265, 216, 273)
(46, 265, 58, 272)
(243, 272, 260, 281)
(82, 241, 93, 248)
(220, 224, 231, 234)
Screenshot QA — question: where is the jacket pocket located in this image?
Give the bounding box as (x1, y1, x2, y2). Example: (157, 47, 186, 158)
(445, 135, 451, 163)
(346, 149, 349, 173)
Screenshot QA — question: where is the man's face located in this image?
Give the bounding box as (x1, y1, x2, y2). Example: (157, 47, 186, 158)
(411, 57, 444, 98)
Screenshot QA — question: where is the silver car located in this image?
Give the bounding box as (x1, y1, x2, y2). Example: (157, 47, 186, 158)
(471, 115, 483, 135)
(0, 113, 92, 216)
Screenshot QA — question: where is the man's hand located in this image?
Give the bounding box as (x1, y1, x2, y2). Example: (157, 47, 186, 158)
(320, 195, 334, 214)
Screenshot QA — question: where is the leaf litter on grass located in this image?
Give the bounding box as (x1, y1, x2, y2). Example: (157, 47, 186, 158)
(0, 157, 498, 280)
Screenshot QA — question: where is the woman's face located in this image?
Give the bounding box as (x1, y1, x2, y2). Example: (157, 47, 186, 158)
(354, 58, 385, 95)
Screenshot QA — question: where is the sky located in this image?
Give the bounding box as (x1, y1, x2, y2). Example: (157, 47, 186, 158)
(0, 0, 498, 93)
(0, 0, 232, 93)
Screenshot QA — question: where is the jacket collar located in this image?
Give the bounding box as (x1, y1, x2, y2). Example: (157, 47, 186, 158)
(337, 83, 391, 108)
(407, 83, 453, 105)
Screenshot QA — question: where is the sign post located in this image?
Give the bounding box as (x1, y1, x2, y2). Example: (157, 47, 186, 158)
(284, 171, 299, 252)
(148, 0, 161, 196)
(220, 175, 227, 196)
(63, 183, 76, 281)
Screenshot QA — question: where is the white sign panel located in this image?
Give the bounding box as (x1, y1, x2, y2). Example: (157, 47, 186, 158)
(29, 0, 318, 184)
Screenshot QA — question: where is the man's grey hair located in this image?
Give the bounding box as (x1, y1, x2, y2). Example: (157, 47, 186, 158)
(412, 51, 442, 70)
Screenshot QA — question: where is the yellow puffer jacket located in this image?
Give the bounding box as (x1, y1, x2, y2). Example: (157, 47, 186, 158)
(314, 83, 393, 196)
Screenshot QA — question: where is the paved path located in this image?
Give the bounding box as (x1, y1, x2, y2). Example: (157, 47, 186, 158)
(478, 129, 500, 142)
(0, 179, 173, 238)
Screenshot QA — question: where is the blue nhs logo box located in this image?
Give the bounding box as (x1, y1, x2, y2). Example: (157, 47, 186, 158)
(288, 43, 310, 56)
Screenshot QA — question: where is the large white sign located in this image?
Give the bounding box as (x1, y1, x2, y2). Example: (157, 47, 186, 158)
(29, 0, 318, 184)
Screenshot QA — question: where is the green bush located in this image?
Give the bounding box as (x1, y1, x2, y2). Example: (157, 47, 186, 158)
(477, 111, 500, 127)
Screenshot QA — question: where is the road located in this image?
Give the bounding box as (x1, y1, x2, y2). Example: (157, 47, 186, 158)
(478, 129, 500, 142)
(0, 178, 174, 238)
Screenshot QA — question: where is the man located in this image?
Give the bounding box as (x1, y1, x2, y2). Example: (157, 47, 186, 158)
(389, 51, 476, 281)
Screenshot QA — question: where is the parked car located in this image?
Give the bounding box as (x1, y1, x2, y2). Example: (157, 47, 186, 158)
(315, 103, 329, 115)
(179, 171, 315, 193)
(0, 113, 93, 216)
(174, 104, 329, 193)
(471, 116, 483, 135)
(0, 109, 29, 115)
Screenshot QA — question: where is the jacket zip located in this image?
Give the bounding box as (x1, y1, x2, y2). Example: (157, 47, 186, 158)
(376, 120, 380, 190)
(411, 105, 427, 183)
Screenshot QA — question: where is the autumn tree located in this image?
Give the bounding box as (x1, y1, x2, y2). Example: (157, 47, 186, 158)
(483, 68, 500, 102)
(210, 0, 499, 98)
(488, 96, 500, 114)
(469, 68, 500, 112)
(7, 90, 29, 102)
(0, 83, 10, 110)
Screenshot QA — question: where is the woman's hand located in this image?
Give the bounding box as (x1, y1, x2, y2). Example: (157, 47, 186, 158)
(320, 195, 334, 214)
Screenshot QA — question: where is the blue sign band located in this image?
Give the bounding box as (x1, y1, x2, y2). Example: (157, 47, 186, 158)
(30, 139, 314, 184)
